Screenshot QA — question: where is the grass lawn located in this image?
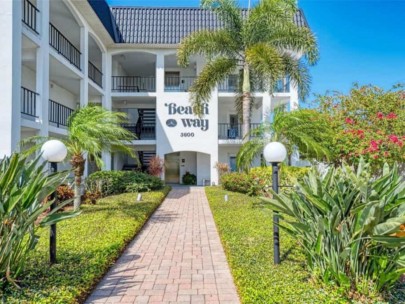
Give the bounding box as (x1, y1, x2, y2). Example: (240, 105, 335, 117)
(206, 186, 352, 304)
(1, 186, 171, 304)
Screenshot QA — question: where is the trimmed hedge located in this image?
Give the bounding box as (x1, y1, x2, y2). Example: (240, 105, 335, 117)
(221, 165, 309, 196)
(205, 187, 349, 303)
(1, 186, 171, 303)
(87, 170, 164, 196)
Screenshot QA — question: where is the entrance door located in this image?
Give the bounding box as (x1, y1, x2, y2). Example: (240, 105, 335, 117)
(165, 152, 180, 184)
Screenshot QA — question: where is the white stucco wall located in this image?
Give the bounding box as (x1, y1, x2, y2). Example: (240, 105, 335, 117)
(49, 82, 77, 109)
(179, 151, 197, 183)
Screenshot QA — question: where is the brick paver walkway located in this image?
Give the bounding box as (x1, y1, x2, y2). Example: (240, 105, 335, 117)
(86, 186, 240, 304)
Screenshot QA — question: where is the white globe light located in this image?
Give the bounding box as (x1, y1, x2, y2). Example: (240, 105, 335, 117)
(41, 140, 68, 163)
(263, 142, 287, 163)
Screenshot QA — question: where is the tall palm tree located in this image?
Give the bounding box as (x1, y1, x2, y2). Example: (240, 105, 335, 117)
(23, 105, 135, 210)
(236, 108, 332, 171)
(67, 105, 135, 210)
(178, 0, 318, 139)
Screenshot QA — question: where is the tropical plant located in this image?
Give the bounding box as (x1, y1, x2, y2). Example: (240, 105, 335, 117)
(261, 159, 405, 298)
(182, 172, 197, 185)
(177, 0, 318, 139)
(86, 170, 163, 196)
(23, 105, 136, 210)
(147, 156, 164, 177)
(0, 153, 78, 286)
(236, 108, 332, 171)
(316, 84, 405, 169)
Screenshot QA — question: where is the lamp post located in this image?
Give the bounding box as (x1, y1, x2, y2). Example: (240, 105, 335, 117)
(41, 140, 68, 264)
(263, 142, 287, 265)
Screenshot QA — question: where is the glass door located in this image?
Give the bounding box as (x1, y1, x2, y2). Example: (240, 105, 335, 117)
(165, 152, 180, 183)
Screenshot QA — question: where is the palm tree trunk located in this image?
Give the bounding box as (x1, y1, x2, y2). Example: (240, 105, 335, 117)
(71, 153, 86, 211)
(242, 63, 251, 142)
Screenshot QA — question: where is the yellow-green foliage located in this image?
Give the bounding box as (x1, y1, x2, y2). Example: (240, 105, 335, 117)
(1, 187, 171, 304)
(205, 187, 348, 303)
(221, 165, 309, 196)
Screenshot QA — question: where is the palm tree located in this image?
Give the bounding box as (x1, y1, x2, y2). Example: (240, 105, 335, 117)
(178, 0, 318, 139)
(23, 105, 135, 210)
(67, 105, 135, 210)
(236, 108, 332, 171)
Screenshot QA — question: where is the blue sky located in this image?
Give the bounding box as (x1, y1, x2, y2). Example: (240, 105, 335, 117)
(107, 0, 405, 99)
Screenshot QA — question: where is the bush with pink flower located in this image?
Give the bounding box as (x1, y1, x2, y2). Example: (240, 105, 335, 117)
(316, 84, 404, 169)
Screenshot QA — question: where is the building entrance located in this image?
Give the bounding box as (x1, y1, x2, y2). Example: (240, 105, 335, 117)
(165, 152, 180, 183)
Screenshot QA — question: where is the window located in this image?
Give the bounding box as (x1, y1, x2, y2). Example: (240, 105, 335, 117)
(229, 156, 237, 172)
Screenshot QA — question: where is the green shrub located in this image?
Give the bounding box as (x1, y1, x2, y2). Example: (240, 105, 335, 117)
(220, 172, 253, 194)
(221, 165, 309, 196)
(261, 159, 405, 298)
(0, 153, 78, 286)
(182, 171, 197, 185)
(87, 170, 163, 196)
(205, 187, 349, 303)
(1, 187, 171, 303)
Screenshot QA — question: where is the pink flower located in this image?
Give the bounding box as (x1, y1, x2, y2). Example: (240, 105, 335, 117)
(373, 155, 379, 159)
(384, 151, 390, 157)
(377, 112, 384, 119)
(386, 112, 398, 119)
(389, 135, 399, 143)
(369, 140, 379, 152)
(345, 118, 355, 124)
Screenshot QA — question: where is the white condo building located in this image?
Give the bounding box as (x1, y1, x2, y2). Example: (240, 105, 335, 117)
(0, 0, 307, 185)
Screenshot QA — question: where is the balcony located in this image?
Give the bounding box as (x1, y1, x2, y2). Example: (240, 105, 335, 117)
(22, 0, 39, 34)
(49, 23, 81, 71)
(218, 76, 290, 93)
(111, 76, 156, 93)
(164, 76, 196, 92)
(49, 99, 74, 128)
(88, 61, 102, 88)
(218, 123, 261, 140)
(21, 87, 38, 118)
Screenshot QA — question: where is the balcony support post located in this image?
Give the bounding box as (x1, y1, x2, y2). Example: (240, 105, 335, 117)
(80, 26, 88, 107)
(0, 0, 22, 155)
(156, 52, 165, 94)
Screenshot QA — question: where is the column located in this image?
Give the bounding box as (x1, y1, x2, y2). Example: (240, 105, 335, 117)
(289, 81, 299, 110)
(79, 26, 89, 107)
(262, 94, 271, 121)
(37, 0, 50, 137)
(0, 0, 22, 155)
(155, 52, 164, 94)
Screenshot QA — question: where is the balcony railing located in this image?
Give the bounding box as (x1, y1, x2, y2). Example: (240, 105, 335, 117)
(121, 123, 156, 140)
(21, 87, 38, 117)
(49, 99, 74, 128)
(164, 76, 197, 92)
(112, 76, 156, 92)
(88, 61, 102, 88)
(22, 0, 39, 34)
(49, 23, 81, 70)
(218, 123, 262, 140)
(218, 76, 290, 93)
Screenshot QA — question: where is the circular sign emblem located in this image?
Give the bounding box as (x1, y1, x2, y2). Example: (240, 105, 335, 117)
(166, 119, 177, 127)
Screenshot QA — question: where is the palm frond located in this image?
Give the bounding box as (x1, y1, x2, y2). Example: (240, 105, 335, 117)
(281, 55, 311, 100)
(67, 105, 136, 169)
(236, 136, 267, 172)
(177, 29, 239, 67)
(246, 43, 285, 91)
(201, 0, 243, 38)
(189, 57, 237, 116)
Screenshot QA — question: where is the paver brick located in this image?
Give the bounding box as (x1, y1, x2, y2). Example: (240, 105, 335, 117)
(85, 187, 239, 303)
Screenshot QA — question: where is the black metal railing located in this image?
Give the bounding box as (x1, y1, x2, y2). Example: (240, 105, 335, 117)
(111, 76, 156, 92)
(164, 76, 197, 92)
(21, 87, 38, 117)
(49, 99, 74, 127)
(121, 123, 156, 140)
(218, 123, 262, 140)
(88, 61, 102, 88)
(49, 23, 81, 70)
(22, 0, 39, 34)
(218, 76, 290, 93)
